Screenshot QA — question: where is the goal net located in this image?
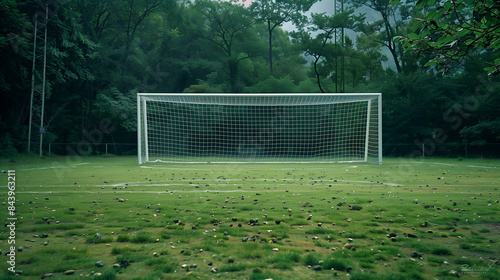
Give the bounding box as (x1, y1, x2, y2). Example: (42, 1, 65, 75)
(137, 93, 382, 164)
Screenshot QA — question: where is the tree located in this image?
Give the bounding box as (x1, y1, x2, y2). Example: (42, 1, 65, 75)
(392, 0, 500, 76)
(196, 0, 265, 92)
(355, 34, 387, 82)
(0, 0, 32, 155)
(250, 0, 317, 76)
(350, 0, 415, 73)
(108, 0, 171, 62)
(292, 10, 363, 92)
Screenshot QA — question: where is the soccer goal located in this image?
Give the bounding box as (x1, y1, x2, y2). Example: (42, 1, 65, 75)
(137, 93, 382, 164)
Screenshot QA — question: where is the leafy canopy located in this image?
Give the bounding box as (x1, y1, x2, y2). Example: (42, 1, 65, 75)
(392, 0, 500, 75)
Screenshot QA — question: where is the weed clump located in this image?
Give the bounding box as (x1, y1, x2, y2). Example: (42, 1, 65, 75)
(431, 247, 452, 255)
(131, 233, 155, 243)
(116, 235, 130, 242)
(302, 253, 320, 266)
(322, 258, 350, 271)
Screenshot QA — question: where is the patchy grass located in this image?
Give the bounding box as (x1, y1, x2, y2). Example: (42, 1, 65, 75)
(0, 156, 499, 279)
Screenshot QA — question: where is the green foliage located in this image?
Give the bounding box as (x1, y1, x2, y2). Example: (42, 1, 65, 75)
(460, 120, 500, 143)
(244, 76, 300, 93)
(94, 88, 137, 133)
(249, 0, 318, 75)
(393, 0, 500, 75)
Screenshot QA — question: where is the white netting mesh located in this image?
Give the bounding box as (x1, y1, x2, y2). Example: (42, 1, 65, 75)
(138, 94, 381, 164)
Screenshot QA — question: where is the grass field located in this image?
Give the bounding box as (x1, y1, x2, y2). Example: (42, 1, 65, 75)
(0, 156, 499, 280)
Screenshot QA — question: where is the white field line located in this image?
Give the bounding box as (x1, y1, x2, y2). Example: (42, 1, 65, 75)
(412, 162, 499, 169)
(17, 190, 248, 194)
(18, 162, 90, 170)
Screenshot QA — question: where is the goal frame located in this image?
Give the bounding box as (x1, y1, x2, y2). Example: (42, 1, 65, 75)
(137, 93, 382, 164)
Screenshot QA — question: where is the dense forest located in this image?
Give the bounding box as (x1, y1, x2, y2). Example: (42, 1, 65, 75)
(1, 0, 499, 158)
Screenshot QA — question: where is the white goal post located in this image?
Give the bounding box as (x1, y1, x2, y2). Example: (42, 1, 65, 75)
(137, 93, 382, 164)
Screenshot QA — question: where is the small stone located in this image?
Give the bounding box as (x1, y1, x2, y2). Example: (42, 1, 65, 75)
(95, 261, 104, 267)
(344, 243, 353, 250)
(449, 270, 460, 277)
(64, 270, 76, 275)
(311, 265, 322, 271)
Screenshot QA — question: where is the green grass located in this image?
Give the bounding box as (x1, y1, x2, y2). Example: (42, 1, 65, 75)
(0, 156, 499, 279)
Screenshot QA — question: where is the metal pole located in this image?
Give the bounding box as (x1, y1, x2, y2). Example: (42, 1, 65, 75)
(377, 94, 382, 164)
(28, 20, 39, 153)
(39, 4, 48, 157)
(137, 95, 142, 164)
(364, 100, 372, 162)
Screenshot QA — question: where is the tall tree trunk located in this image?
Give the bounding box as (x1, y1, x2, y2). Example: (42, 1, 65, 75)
(268, 19, 273, 76)
(313, 56, 324, 93)
(229, 61, 238, 92)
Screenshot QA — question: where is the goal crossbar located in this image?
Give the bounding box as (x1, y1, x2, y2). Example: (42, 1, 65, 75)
(137, 93, 382, 164)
